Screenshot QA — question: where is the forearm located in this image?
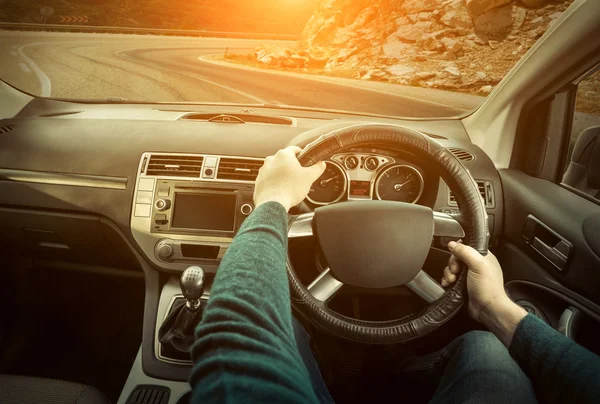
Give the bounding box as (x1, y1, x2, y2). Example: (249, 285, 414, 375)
(189, 201, 317, 402)
(479, 297, 527, 347)
(482, 297, 600, 404)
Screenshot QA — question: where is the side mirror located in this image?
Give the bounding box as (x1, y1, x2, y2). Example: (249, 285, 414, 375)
(562, 126, 600, 198)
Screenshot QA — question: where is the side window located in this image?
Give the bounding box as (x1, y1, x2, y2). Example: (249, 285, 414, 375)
(561, 68, 600, 201)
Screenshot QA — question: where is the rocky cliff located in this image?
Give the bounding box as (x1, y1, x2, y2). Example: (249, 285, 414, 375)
(253, 0, 573, 94)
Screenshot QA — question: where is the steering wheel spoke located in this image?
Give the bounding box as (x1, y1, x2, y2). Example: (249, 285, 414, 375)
(307, 268, 343, 302)
(289, 212, 314, 239)
(405, 270, 445, 303)
(433, 211, 465, 238)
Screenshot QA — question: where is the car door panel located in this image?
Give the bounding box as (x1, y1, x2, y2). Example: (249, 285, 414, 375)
(498, 168, 600, 307)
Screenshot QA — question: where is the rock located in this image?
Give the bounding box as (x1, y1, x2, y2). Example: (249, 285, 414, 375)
(388, 64, 415, 77)
(476, 71, 489, 80)
(520, 0, 551, 7)
(413, 71, 437, 81)
(418, 12, 433, 21)
(382, 40, 412, 58)
(403, 0, 440, 14)
(548, 12, 562, 20)
(469, 62, 478, 69)
(479, 85, 493, 94)
(352, 6, 378, 27)
(474, 4, 514, 37)
(465, 0, 512, 18)
(390, 21, 433, 43)
(440, 51, 458, 60)
(440, 10, 474, 29)
(407, 14, 419, 24)
(441, 37, 463, 53)
(512, 7, 527, 30)
(395, 16, 410, 26)
(443, 64, 462, 78)
(488, 40, 500, 49)
(529, 16, 545, 29)
(485, 64, 493, 71)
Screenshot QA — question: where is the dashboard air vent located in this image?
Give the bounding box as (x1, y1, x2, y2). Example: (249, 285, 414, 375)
(0, 125, 16, 135)
(217, 158, 263, 182)
(448, 148, 475, 161)
(180, 113, 293, 126)
(126, 385, 169, 404)
(146, 154, 204, 177)
(449, 180, 495, 208)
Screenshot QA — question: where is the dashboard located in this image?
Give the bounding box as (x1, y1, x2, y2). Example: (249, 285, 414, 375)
(0, 95, 503, 277)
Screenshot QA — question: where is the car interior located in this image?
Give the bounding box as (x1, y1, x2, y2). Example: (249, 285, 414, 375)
(0, 1, 599, 404)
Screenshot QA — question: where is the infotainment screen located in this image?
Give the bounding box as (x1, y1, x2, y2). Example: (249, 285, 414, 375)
(172, 193, 237, 231)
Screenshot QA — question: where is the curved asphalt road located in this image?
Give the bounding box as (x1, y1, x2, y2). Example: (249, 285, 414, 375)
(0, 31, 482, 117)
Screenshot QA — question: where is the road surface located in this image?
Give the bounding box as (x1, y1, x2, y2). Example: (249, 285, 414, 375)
(0, 30, 484, 118)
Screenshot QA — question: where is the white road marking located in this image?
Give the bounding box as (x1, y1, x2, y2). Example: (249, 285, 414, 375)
(19, 63, 31, 73)
(17, 43, 51, 96)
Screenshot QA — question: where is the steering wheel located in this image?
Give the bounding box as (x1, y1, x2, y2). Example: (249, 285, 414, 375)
(287, 124, 488, 344)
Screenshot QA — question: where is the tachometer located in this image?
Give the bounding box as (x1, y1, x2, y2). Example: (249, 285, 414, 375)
(375, 164, 424, 203)
(307, 161, 346, 205)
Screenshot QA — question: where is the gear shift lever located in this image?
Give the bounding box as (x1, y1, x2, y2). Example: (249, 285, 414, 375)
(180, 266, 205, 311)
(158, 266, 207, 360)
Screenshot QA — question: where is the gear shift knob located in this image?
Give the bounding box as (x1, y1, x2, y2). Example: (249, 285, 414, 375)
(180, 266, 205, 310)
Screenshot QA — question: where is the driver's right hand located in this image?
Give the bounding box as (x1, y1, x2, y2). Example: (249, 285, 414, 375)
(442, 242, 511, 323)
(253, 146, 326, 212)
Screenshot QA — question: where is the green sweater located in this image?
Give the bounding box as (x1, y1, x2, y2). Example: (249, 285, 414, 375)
(190, 202, 600, 403)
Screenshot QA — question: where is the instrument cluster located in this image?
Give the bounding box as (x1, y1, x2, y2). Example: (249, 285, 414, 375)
(306, 152, 425, 206)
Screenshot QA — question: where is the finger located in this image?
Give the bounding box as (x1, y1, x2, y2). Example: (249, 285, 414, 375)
(443, 266, 457, 283)
(448, 256, 460, 274)
(305, 161, 326, 179)
(441, 278, 449, 287)
(282, 146, 303, 156)
(448, 241, 484, 268)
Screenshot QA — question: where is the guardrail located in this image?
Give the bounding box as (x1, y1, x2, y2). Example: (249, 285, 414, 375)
(0, 22, 299, 40)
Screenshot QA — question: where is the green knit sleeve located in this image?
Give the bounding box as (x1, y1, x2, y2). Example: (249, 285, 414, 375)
(509, 313, 600, 404)
(189, 201, 318, 404)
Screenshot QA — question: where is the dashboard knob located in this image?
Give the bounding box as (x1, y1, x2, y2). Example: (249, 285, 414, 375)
(155, 199, 171, 211)
(156, 242, 173, 260)
(240, 203, 253, 216)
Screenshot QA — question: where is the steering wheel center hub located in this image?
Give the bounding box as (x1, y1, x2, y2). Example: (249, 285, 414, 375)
(314, 200, 434, 288)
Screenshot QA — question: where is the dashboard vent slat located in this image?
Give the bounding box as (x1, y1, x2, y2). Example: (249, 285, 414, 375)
(0, 125, 16, 135)
(217, 158, 263, 182)
(448, 180, 494, 208)
(448, 147, 475, 161)
(146, 154, 204, 177)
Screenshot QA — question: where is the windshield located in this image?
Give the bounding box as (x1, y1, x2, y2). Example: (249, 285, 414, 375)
(0, 0, 574, 118)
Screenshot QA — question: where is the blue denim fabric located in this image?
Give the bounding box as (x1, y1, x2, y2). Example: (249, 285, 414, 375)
(292, 318, 335, 404)
(293, 319, 537, 404)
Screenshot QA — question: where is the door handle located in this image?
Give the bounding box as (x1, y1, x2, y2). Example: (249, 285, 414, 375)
(531, 237, 569, 270)
(523, 215, 572, 271)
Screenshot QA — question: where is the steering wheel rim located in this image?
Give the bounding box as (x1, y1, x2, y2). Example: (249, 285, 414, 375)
(286, 123, 488, 344)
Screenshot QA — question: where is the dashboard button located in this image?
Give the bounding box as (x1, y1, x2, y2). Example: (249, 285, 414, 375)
(155, 199, 171, 211)
(136, 191, 153, 204)
(138, 178, 155, 191)
(157, 186, 170, 197)
(156, 243, 174, 260)
(240, 203, 253, 216)
(134, 204, 151, 217)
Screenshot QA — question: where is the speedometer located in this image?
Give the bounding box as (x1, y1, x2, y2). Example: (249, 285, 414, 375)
(306, 161, 346, 205)
(375, 164, 424, 203)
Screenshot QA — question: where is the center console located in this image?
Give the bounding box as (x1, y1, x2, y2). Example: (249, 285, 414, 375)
(119, 153, 264, 403)
(131, 152, 262, 272)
